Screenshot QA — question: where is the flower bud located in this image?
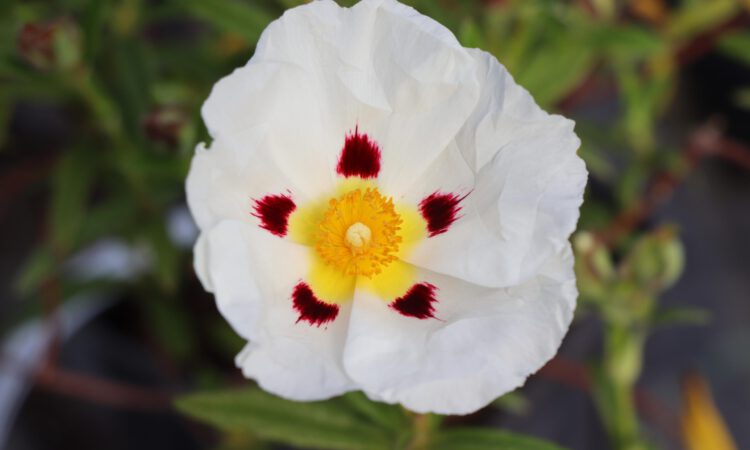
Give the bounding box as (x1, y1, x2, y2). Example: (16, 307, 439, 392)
(17, 19, 81, 71)
(142, 106, 188, 149)
(623, 225, 685, 294)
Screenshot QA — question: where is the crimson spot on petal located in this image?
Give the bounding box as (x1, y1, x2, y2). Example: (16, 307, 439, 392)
(419, 191, 467, 237)
(390, 283, 438, 319)
(293, 282, 339, 327)
(252, 193, 296, 237)
(336, 126, 381, 179)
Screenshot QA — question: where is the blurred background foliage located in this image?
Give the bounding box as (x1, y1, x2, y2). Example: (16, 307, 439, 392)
(1, 0, 749, 449)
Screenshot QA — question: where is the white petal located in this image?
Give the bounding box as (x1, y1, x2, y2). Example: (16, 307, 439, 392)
(402, 50, 587, 288)
(456, 49, 562, 172)
(343, 246, 577, 415)
(192, 233, 213, 293)
(203, 220, 355, 399)
(186, 137, 313, 233)
(201, 0, 480, 199)
(338, 0, 480, 195)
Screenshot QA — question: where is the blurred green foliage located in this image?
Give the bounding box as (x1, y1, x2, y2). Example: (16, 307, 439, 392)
(2, 0, 749, 449)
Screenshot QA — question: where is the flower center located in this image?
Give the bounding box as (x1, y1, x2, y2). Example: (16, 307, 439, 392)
(345, 222, 371, 250)
(315, 188, 402, 277)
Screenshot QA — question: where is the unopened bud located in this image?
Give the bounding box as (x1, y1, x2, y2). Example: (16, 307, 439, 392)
(142, 106, 189, 149)
(17, 19, 81, 71)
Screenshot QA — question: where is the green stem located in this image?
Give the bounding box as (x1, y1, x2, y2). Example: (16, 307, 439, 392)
(406, 413, 432, 450)
(70, 68, 123, 138)
(610, 378, 641, 450)
(600, 325, 648, 450)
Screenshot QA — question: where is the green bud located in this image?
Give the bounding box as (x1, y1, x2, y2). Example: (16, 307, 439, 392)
(622, 225, 685, 294)
(574, 232, 615, 303)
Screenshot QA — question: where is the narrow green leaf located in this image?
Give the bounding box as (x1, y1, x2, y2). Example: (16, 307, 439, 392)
(342, 391, 409, 431)
(459, 18, 484, 49)
(81, 0, 113, 62)
(175, 388, 392, 450)
(78, 195, 138, 242)
(15, 246, 57, 296)
(50, 147, 97, 252)
(666, 0, 738, 41)
(183, 0, 275, 44)
(515, 34, 595, 107)
(589, 25, 664, 60)
(144, 221, 180, 293)
(491, 391, 531, 416)
(106, 38, 154, 141)
(431, 428, 570, 450)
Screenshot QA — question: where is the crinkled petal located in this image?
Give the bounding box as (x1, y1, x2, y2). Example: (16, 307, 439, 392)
(204, 220, 355, 399)
(201, 0, 480, 199)
(343, 246, 577, 415)
(192, 233, 213, 293)
(402, 50, 587, 288)
(186, 137, 311, 233)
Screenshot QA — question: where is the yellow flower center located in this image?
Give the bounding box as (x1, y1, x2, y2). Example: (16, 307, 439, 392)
(315, 188, 402, 277)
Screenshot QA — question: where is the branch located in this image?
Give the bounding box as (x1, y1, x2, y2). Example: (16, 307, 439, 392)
(34, 362, 173, 411)
(597, 123, 750, 245)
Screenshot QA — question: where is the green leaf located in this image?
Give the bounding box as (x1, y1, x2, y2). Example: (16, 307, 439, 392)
(589, 25, 664, 61)
(81, 0, 113, 62)
(431, 428, 570, 450)
(614, 61, 673, 154)
(183, 0, 275, 44)
(491, 391, 531, 416)
(342, 391, 409, 431)
(515, 33, 595, 107)
(143, 221, 180, 293)
(78, 195, 138, 242)
(50, 147, 97, 252)
(718, 31, 750, 66)
(106, 37, 154, 141)
(666, 0, 739, 41)
(15, 246, 57, 296)
(175, 388, 392, 450)
(459, 18, 484, 49)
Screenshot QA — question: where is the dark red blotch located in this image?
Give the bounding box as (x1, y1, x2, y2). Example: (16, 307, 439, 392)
(419, 191, 467, 237)
(292, 282, 339, 327)
(252, 193, 296, 237)
(390, 283, 438, 319)
(336, 127, 381, 179)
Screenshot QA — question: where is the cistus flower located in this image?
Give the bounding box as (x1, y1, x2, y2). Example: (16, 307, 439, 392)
(187, 0, 587, 414)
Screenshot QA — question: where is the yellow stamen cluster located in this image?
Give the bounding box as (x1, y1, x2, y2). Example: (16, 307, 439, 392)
(315, 188, 402, 277)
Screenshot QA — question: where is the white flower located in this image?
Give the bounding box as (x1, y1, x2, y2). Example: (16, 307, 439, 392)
(186, 0, 587, 415)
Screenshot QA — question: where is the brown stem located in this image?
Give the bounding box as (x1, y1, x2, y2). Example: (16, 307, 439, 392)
(34, 363, 173, 411)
